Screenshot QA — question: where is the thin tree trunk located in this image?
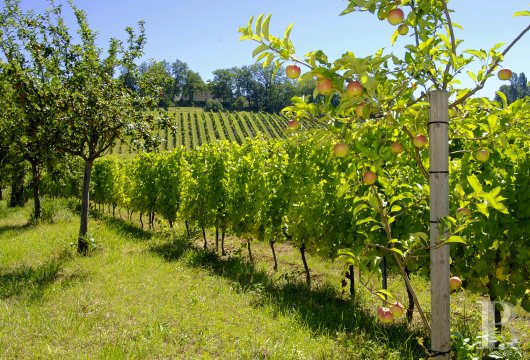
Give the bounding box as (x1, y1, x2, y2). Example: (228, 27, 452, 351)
(490, 294, 503, 334)
(185, 220, 190, 238)
(270, 240, 278, 271)
(247, 239, 253, 262)
(0, 187, 3, 201)
(381, 255, 388, 300)
(139, 212, 144, 229)
(215, 224, 219, 253)
(347, 264, 355, 300)
(78, 159, 94, 255)
(112, 204, 117, 217)
(31, 161, 41, 220)
(221, 226, 226, 256)
(9, 170, 25, 208)
(405, 266, 415, 323)
(202, 226, 207, 250)
(300, 243, 311, 288)
(168, 219, 173, 228)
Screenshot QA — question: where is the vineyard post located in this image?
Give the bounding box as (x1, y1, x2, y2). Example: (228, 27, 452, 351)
(429, 90, 450, 358)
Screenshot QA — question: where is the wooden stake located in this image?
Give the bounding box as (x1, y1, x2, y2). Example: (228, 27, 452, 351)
(429, 90, 451, 359)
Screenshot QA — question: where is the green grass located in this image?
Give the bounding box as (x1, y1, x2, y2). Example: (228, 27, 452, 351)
(0, 199, 528, 359)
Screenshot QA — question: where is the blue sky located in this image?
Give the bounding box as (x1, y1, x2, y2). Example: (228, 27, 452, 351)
(19, 0, 530, 98)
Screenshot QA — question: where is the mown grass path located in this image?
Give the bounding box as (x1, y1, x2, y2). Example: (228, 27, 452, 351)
(1, 200, 526, 359)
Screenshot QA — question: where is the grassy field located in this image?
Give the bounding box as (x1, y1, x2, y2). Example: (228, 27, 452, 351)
(0, 199, 528, 359)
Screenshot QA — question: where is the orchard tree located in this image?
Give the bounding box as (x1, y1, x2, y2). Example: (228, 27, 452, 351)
(0, 1, 69, 218)
(240, 3, 529, 358)
(5, 0, 160, 254)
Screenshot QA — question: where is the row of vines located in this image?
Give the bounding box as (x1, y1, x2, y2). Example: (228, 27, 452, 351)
(110, 109, 322, 154)
(91, 98, 530, 329)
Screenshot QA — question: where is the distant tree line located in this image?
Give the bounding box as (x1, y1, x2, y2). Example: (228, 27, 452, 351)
(494, 72, 529, 104)
(121, 60, 315, 112)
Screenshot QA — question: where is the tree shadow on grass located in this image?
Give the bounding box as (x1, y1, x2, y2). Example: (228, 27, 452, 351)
(149, 236, 428, 358)
(0, 223, 34, 237)
(97, 215, 153, 242)
(0, 251, 76, 301)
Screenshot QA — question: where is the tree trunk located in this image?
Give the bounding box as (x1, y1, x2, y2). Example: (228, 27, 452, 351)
(270, 240, 278, 271)
(405, 266, 415, 323)
(9, 170, 25, 208)
(381, 255, 388, 300)
(202, 226, 207, 250)
(489, 294, 503, 334)
(221, 226, 226, 256)
(78, 159, 94, 255)
(168, 219, 173, 228)
(215, 224, 219, 253)
(31, 161, 41, 220)
(347, 264, 355, 300)
(185, 220, 190, 238)
(247, 239, 253, 262)
(300, 243, 311, 288)
(112, 203, 117, 217)
(0, 187, 3, 201)
(139, 212, 143, 229)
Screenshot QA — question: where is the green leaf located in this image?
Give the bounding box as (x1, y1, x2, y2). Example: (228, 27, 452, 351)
(443, 235, 467, 245)
(252, 44, 269, 58)
(495, 91, 508, 107)
(262, 14, 272, 41)
(390, 29, 399, 46)
(255, 14, 264, 36)
(370, 224, 382, 232)
(376, 289, 394, 301)
(514, 10, 530, 17)
(467, 175, 483, 194)
(390, 205, 402, 213)
(282, 23, 294, 48)
(390, 248, 404, 257)
(356, 217, 377, 225)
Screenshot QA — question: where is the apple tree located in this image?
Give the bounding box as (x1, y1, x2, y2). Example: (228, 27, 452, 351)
(239, 1, 530, 357)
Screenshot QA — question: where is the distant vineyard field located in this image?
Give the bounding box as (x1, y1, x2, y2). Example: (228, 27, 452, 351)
(111, 108, 322, 154)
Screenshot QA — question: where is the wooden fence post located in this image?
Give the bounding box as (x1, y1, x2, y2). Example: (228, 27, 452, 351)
(429, 90, 451, 359)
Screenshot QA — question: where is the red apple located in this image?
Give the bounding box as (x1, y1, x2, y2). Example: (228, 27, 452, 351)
(456, 207, 472, 216)
(390, 142, 403, 154)
(333, 143, 349, 157)
(287, 119, 300, 130)
(449, 276, 462, 291)
(317, 78, 333, 95)
(413, 134, 428, 148)
(497, 68, 512, 81)
(377, 307, 394, 324)
(476, 149, 489, 162)
(363, 170, 377, 185)
(397, 24, 409, 35)
(286, 64, 301, 79)
(346, 81, 363, 97)
(390, 302, 405, 318)
(387, 8, 404, 26)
